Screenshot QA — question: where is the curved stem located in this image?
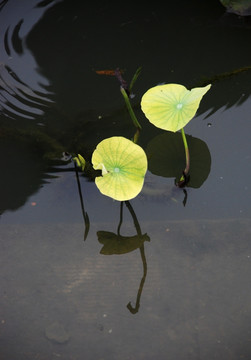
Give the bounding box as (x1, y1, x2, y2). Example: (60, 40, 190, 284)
(125, 200, 142, 236)
(117, 201, 124, 236)
(127, 244, 147, 314)
(125, 200, 147, 314)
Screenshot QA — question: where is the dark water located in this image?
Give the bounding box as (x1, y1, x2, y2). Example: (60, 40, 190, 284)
(1, 1, 251, 359)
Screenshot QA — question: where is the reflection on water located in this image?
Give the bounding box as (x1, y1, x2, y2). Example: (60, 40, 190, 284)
(0, 0, 61, 120)
(146, 132, 211, 189)
(1, 217, 251, 360)
(97, 201, 149, 314)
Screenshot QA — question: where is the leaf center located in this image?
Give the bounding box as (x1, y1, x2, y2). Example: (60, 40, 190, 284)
(176, 103, 183, 110)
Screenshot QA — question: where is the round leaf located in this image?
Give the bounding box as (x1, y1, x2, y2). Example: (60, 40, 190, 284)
(141, 83, 211, 132)
(92, 136, 148, 201)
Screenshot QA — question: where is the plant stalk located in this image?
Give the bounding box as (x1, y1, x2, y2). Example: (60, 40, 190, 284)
(117, 201, 124, 236)
(120, 87, 142, 131)
(129, 66, 142, 94)
(181, 128, 190, 175)
(125, 200, 142, 236)
(177, 128, 190, 187)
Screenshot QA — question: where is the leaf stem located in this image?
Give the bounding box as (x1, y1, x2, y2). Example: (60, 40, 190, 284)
(129, 66, 142, 94)
(177, 128, 190, 187)
(181, 128, 190, 175)
(117, 201, 124, 236)
(125, 200, 142, 236)
(120, 87, 142, 131)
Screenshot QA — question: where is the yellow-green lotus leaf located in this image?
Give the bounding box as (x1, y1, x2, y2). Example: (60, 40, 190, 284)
(141, 83, 211, 132)
(92, 136, 148, 201)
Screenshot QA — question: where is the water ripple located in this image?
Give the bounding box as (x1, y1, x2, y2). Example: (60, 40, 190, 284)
(0, 0, 62, 121)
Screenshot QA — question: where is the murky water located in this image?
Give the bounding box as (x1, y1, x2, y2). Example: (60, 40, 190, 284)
(1, 1, 251, 359)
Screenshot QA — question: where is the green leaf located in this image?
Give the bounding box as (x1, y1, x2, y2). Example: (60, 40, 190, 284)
(92, 136, 148, 201)
(141, 83, 211, 132)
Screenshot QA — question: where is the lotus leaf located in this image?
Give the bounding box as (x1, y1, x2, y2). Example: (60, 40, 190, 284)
(92, 136, 148, 201)
(141, 83, 211, 132)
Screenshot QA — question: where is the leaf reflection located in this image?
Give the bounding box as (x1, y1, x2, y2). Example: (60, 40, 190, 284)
(74, 161, 90, 241)
(126, 244, 147, 314)
(146, 132, 211, 189)
(97, 201, 150, 314)
(97, 231, 149, 255)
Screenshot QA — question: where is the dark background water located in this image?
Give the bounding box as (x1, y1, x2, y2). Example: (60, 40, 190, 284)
(0, 1, 251, 359)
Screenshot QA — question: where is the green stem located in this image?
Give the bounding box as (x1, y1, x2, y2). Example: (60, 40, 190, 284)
(120, 87, 142, 130)
(181, 128, 190, 175)
(177, 128, 190, 187)
(133, 128, 140, 144)
(129, 66, 142, 94)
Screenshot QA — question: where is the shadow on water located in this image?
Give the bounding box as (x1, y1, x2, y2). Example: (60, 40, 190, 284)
(0, 139, 47, 214)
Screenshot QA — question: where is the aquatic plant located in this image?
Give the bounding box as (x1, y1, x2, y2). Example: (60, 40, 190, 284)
(141, 83, 211, 186)
(73, 153, 86, 171)
(92, 136, 148, 201)
(96, 67, 142, 142)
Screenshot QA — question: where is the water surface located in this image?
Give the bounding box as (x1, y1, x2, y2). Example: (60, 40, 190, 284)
(1, 1, 251, 359)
